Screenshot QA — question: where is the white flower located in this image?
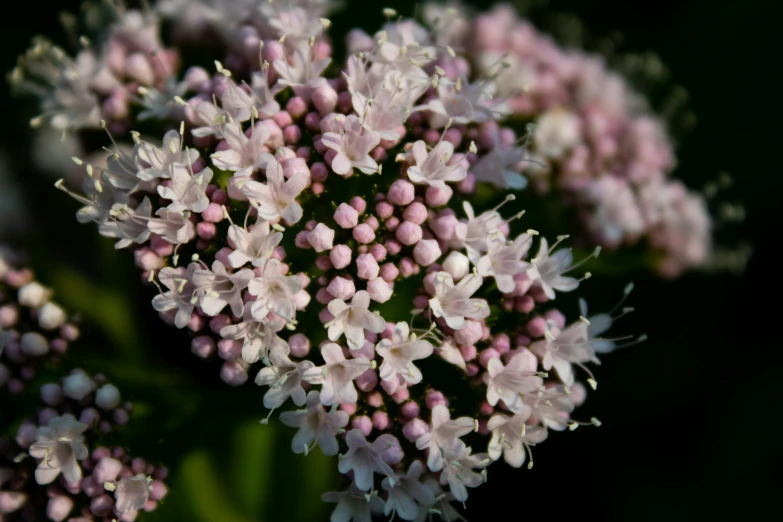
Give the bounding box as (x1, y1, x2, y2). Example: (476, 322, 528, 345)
(531, 321, 596, 385)
(221, 303, 290, 364)
(524, 386, 576, 431)
(273, 44, 330, 97)
(147, 208, 195, 245)
(338, 430, 398, 491)
(484, 349, 543, 414)
(99, 199, 153, 249)
(247, 258, 302, 323)
(453, 202, 504, 262)
(192, 260, 254, 317)
(250, 65, 281, 119)
(136, 130, 198, 181)
(406, 140, 467, 190)
(227, 218, 283, 268)
(279, 390, 349, 456)
(157, 165, 212, 213)
(427, 77, 510, 128)
(151, 264, 198, 329)
(303, 343, 371, 406)
(381, 461, 436, 521)
(415, 405, 475, 472)
(533, 109, 581, 158)
(326, 291, 386, 351)
(527, 238, 582, 299)
(353, 87, 410, 141)
(113, 474, 152, 514)
(476, 233, 532, 293)
(190, 101, 229, 139)
(471, 131, 529, 190)
(414, 479, 463, 522)
(238, 158, 308, 224)
(322, 485, 385, 522)
(28, 414, 88, 485)
(376, 322, 434, 390)
(438, 447, 490, 502)
(255, 349, 314, 409)
(428, 272, 489, 331)
(321, 115, 381, 175)
(487, 409, 548, 468)
(578, 298, 619, 354)
(436, 340, 466, 371)
(210, 122, 273, 175)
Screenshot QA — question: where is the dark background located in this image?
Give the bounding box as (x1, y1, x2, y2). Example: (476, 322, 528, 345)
(0, 0, 778, 520)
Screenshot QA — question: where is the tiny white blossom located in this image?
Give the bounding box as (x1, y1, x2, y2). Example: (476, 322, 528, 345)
(338, 430, 398, 491)
(406, 140, 467, 190)
(136, 130, 198, 181)
(227, 217, 284, 268)
(255, 349, 314, 409)
(487, 408, 548, 468)
(113, 474, 152, 514)
(327, 291, 387, 351)
(484, 349, 543, 414)
(210, 122, 273, 175)
(438, 447, 490, 502)
(238, 158, 308, 224)
(221, 302, 290, 364)
(279, 390, 349, 456)
(415, 405, 475, 472)
(524, 386, 576, 431)
(471, 131, 529, 190)
(376, 322, 434, 390)
(476, 233, 533, 293)
(152, 264, 198, 329)
(381, 460, 436, 521)
(192, 260, 254, 317)
(158, 165, 213, 213)
(321, 115, 381, 176)
(303, 343, 371, 406)
(99, 199, 153, 249)
(453, 202, 505, 262)
(147, 208, 195, 245)
(527, 238, 581, 299)
(28, 414, 88, 485)
(428, 272, 489, 331)
(322, 484, 385, 522)
(247, 258, 303, 322)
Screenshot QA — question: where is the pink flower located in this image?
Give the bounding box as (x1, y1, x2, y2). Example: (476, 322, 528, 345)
(406, 140, 467, 189)
(303, 343, 371, 406)
(279, 390, 350, 456)
(375, 322, 434, 391)
(415, 405, 475, 472)
(484, 349, 542, 413)
(321, 115, 381, 175)
(428, 272, 490, 330)
(238, 157, 308, 225)
(326, 291, 387, 350)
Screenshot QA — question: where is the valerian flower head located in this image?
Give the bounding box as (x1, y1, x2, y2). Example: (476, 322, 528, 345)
(35, 0, 659, 513)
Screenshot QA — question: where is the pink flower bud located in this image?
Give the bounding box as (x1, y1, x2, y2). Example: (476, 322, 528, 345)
(329, 244, 352, 269)
(379, 263, 399, 282)
(413, 239, 441, 266)
(220, 360, 248, 386)
(352, 415, 373, 436)
(526, 316, 547, 338)
(460, 344, 478, 361)
(217, 339, 242, 361)
(356, 368, 378, 392)
(327, 276, 356, 301)
(400, 401, 420, 419)
(312, 84, 338, 115)
(479, 348, 501, 368)
(367, 278, 393, 303)
(126, 53, 155, 85)
(283, 125, 302, 144)
(288, 333, 310, 358)
(369, 244, 386, 262)
(191, 336, 215, 358)
(387, 179, 415, 206)
(402, 418, 430, 442)
(286, 96, 308, 119)
(273, 110, 293, 128)
(349, 196, 367, 213)
(403, 202, 428, 224)
(372, 411, 390, 431)
(356, 253, 380, 280)
(307, 223, 335, 252)
(46, 495, 74, 522)
(334, 203, 359, 228)
(399, 257, 419, 278)
(454, 320, 483, 345)
(352, 223, 376, 244)
(375, 200, 394, 219)
(396, 221, 423, 246)
(425, 390, 448, 409)
(429, 214, 459, 240)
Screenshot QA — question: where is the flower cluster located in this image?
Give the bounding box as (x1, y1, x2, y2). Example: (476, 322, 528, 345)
(0, 251, 80, 395)
(458, 4, 712, 276)
(16, 1, 655, 519)
(1, 369, 167, 521)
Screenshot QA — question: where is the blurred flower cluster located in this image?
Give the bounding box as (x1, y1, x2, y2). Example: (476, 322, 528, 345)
(8, 0, 709, 520)
(1, 251, 167, 522)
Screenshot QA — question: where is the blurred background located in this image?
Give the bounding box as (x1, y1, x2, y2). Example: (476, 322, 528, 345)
(0, 0, 777, 520)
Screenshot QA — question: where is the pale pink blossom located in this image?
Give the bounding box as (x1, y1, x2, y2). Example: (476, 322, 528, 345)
(487, 408, 548, 468)
(415, 405, 475, 472)
(157, 165, 212, 213)
(376, 322, 434, 390)
(151, 264, 198, 329)
(476, 233, 533, 293)
(337, 430, 398, 491)
(326, 291, 387, 351)
(247, 258, 303, 322)
(255, 349, 314, 409)
(321, 115, 381, 175)
(210, 122, 273, 175)
(407, 140, 467, 190)
(381, 460, 436, 521)
(28, 414, 88, 485)
(238, 158, 308, 224)
(303, 343, 371, 406)
(192, 260, 254, 317)
(279, 390, 349, 456)
(485, 349, 543, 414)
(227, 218, 283, 268)
(527, 238, 582, 299)
(428, 272, 489, 330)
